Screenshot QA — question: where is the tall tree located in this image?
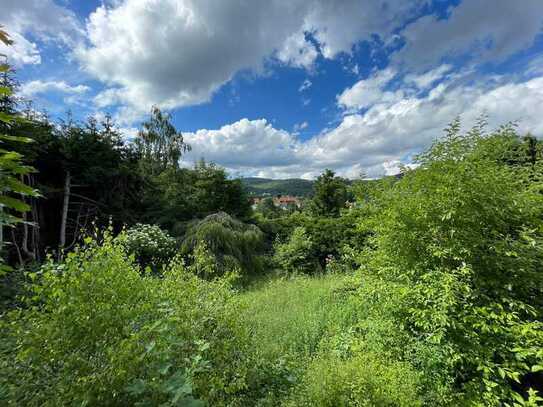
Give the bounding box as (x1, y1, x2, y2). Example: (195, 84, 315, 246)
(134, 106, 191, 176)
(309, 169, 348, 217)
(0, 27, 39, 269)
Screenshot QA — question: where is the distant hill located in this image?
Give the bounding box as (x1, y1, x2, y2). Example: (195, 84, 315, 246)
(241, 177, 314, 197)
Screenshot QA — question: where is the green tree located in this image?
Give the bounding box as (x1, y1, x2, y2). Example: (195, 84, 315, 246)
(135, 106, 191, 176)
(0, 28, 39, 270)
(255, 197, 281, 218)
(309, 169, 348, 217)
(181, 212, 265, 277)
(356, 120, 543, 405)
(150, 160, 251, 232)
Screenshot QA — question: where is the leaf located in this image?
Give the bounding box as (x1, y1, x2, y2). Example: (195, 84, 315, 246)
(126, 379, 147, 396)
(0, 86, 11, 96)
(0, 29, 13, 46)
(145, 341, 156, 354)
(0, 195, 31, 212)
(0, 134, 34, 143)
(0, 112, 14, 124)
(159, 363, 172, 375)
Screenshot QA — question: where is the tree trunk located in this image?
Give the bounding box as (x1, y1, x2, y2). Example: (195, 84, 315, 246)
(31, 196, 40, 261)
(60, 171, 71, 248)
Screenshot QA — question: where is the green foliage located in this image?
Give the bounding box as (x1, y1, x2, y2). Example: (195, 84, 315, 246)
(254, 197, 282, 219)
(0, 234, 251, 406)
(237, 273, 361, 405)
(148, 160, 251, 231)
(242, 177, 314, 197)
(134, 106, 191, 176)
(308, 169, 349, 217)
(0, 50, 39, 273)
(117, 223, 177, 273)
(288, 351, 422, 407)
(265, 210, 364, 273)
(273, 226, 320, 274)
(181, 212, 265, 277)
(355, 120, 543, 405)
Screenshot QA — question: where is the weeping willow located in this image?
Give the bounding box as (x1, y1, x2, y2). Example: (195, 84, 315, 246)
(181, 212, 265, 276)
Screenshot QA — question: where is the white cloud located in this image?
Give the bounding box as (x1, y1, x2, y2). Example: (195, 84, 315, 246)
(0, 31, 41, 66)
(404, 64, 453, 90)
(277, 32, 318, 69)
(181, 74, 543, 179)
(0, 0, 82, 66)
(337, 68, 402, 110)
(298, 79, 312, 92)
(394, 0, 543, 69)
(182, 118, 301, 170)
(293, 121, 309, 134)
(305, 0, 426, 59)
(19, 80, 90, 98)
(76, 0, 428, 119)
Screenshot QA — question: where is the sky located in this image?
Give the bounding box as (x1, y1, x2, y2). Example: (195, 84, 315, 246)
(1, 0, 543, 179)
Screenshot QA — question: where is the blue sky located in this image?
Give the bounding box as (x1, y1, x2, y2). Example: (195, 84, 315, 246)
(2, 0, 543, 178)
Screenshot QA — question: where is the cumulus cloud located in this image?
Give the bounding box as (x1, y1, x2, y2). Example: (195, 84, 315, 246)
(276, 32, 318, 69)
(181, 74, 543, 179)
(0, 0, 82, 66)
(404, 65, 453, 90)
(76, 0, 428, 118)
(302, 0, 427, 59)
(0, 31, 41, 65)
(394, 0, 543, 69)
(182, 118, 301, 169)
(337, 68, 401, 110)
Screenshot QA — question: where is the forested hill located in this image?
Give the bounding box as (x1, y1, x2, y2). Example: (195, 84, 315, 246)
(241, 177, 314, 196)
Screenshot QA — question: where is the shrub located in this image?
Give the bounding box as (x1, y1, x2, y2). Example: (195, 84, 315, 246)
(117, 223, 177, 273)
(288, 350, 422, 407)
(181, 212, 265, 277)
(0, 234, 251, 406)
(356, 121, 543, 405)
(273, 226, 320, 274)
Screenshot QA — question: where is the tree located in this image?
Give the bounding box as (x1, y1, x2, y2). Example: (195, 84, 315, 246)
(134, 106, 191, 176)
(0, 27, 39, 270)
(181, 212, 265, 276)
(149, 160, 251, 232)
(255, 197, 281, 218)
(308, 169, 348, 217)
(357, 120, 543, 404)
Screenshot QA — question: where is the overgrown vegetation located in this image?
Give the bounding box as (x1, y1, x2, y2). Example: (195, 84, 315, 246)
(1, 33, 543, 406)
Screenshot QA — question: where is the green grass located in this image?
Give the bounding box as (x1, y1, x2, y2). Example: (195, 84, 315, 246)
(239, 273, 352, 361)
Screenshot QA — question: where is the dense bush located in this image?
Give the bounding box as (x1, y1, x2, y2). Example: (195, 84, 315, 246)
(181, 212, 265, 277)
(273, 226, 320, 274)
(354, 122, 543, 405)
(117, 223, 178, 273)
(289, 351, 422, 406)
(270, 210, 364, 274)
(0, 235, 253, 406)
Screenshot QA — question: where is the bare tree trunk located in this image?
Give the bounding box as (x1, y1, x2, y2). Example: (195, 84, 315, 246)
(11, 229, 23, 267)
(31, 192, 40, 261)
(0, 208, 3, 256)
(60, 171, 71, 248)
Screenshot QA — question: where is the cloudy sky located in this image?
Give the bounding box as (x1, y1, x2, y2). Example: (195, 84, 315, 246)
(2, 0, 543, 179)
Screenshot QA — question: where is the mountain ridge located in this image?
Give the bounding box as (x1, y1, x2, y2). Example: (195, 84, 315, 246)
(241, 177, 314, 197)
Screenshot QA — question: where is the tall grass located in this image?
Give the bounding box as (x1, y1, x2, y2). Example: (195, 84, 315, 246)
(239, 273, 352, 361)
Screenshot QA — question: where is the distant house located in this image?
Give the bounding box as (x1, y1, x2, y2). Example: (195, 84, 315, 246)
(250, 195, 302, 210)
(273, 195, 301, 209)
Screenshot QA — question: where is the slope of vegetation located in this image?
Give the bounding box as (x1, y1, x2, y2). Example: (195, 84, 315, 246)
(1, 32, 543, 406)
(241, 177, 315, 196)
